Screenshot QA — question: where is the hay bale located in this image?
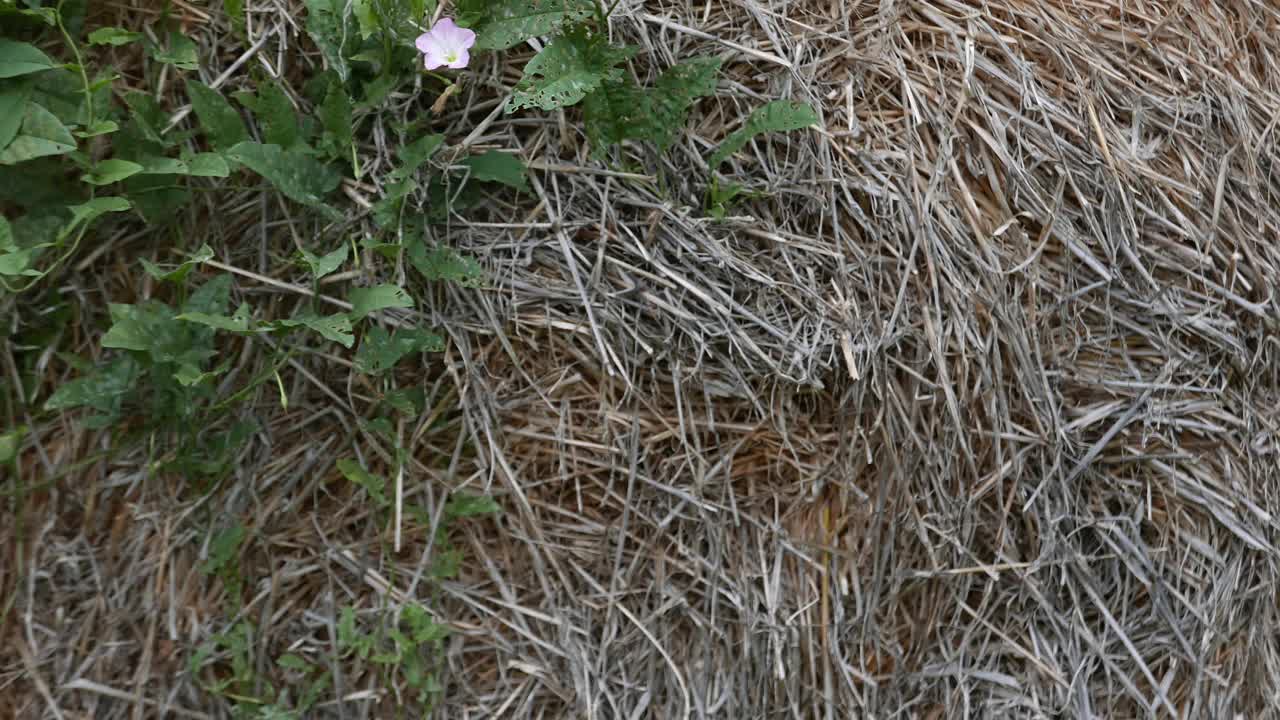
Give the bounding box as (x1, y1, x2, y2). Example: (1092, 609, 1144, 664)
(434, 1, 1280, 716)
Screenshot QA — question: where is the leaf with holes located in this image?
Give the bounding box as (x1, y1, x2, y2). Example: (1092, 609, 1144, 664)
(273, 313, 355, 347)
(507, 31, 636, 113)
(708, 100, 818, 170)
(407, 239, 483, 287)
(355, 326, 444, 374)
(458, 0, 594, 50)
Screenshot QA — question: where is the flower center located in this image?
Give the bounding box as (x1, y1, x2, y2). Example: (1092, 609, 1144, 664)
(445, 51, 458, 63)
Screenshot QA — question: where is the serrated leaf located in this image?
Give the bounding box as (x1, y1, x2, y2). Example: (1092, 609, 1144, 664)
(300, 243, 349, 279)
(461, 0, 594, 50)
(0, 40, 57, 78)
(407, 240, 483, 287)
(235, 83, 300, 149)
(89, 27, 143, 46)
(274, 313, 354, 347)
(708, 100, 818, 170)
(202, 524, 246, 575)
(319, 78, 353, 161)
(0, 102, 76, 165)
(461, 151, 528, 192)
(337, 458, 388, 507)
(82, 158, 143, 185)
(507, 32, 635, 113)
(355, 326, 443, 374)
(153, 31, 199, 70)
(585, 56, 721, 154)
(187, 81, 249, 150)
(225, 141, 342, 209)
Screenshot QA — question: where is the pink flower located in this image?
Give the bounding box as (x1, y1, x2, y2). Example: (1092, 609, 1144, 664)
(415, 18, 476, 71)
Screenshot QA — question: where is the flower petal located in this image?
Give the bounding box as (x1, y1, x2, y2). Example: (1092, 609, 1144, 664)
(423, 51, 447, 70)
(445, 49, 470, 69)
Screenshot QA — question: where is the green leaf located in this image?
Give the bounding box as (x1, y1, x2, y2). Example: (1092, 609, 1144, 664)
(708, 100, 818, 170)
(383, 387, 426, 415)
(58, 197, 131, 245)
(461, 151, 528, 192)
(0, 102, 76, 165)
(348, 284, 413, 320)
(201, 524, 246, 575)
(82, 158, 143, 185)
(0, 216, 11, 251)
(299, 243, 349, 279)
(446, 493, 501, 519)
(184, 273, 234, 315)
(303, 0, 351, 82)
(0, 425, 23, 464)
(89, 27, 143, 46)
(0, 40, 57, 78)
(355, 326, 443, 374)
(135, 152, 230, 178)
(389, 134, 444, 181)
(407, 240, 483, 287)
(152, 31, 199, 70)
(178, 303, 254, 332)
(585, 57, 720, 154)
(0, 86, 31, 150)
(187, 81, 248, 150)
(186, 152, 231, 177)
(0, 249, 37, 276)
(507, 32, 636, 113)
(235, 83, 300, 149)
(460, 0, 594, 51)
(274, 313, 354, 347)
(44, 357, 141, 413)
(141, 243, 214, 282)
(225, 141, 342, 209)
(75, 119, 120, 138)
(277, 654, 311, 672)
(336, 458, 388, 507)
(371, 179, 415, 228)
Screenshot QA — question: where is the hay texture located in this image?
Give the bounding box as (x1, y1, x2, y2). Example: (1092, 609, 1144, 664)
(7, 0, 1280, 718)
